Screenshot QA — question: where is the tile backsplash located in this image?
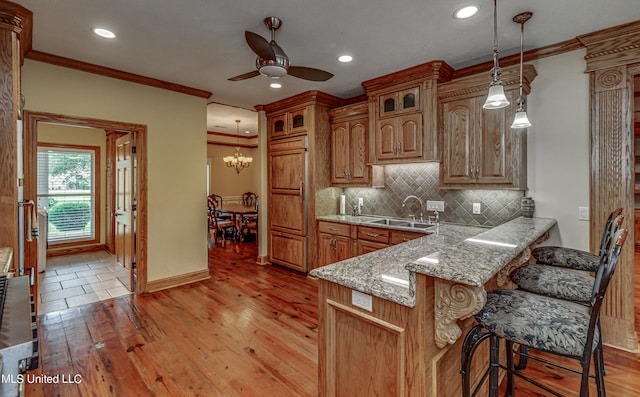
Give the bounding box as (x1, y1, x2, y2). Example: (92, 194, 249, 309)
(337, 163, 525, 227)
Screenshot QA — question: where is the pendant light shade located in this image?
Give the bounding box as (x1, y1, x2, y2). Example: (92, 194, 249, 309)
(511, 110, 532, 128)
(483, 0, 509, 110)
(511, 11, 533, 129)
(484, 84, 509, 110)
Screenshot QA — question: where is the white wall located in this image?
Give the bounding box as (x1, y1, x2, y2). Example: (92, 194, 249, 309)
(527, 49, 590, 250)
(22, 60, 208, 283)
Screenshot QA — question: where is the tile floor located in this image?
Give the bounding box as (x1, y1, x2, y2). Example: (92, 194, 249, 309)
(38, 250, 131, 315)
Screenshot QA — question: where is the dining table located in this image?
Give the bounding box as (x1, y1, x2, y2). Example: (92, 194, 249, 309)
(220, 202, 258, 240)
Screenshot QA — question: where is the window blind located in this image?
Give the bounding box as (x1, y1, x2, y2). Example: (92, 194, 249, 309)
(37, 147, 95, 243)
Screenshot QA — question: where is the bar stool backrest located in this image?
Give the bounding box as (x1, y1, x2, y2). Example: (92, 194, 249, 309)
(597, 208, 623, 257)
(586, 228, 627, 352)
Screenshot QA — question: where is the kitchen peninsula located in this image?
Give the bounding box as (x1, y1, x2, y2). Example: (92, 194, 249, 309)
(310, 216, 556, 397)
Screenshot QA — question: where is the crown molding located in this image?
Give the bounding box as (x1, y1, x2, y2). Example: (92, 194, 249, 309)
(26, 50, 212, 98)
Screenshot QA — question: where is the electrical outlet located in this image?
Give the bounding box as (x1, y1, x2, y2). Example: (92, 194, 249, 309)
(352, 290, 372, 312)
(473, 202, 481, 214)
(358, 197, 364, 206)
(578, 206, 590, 221)
(426, 200, 445, 212)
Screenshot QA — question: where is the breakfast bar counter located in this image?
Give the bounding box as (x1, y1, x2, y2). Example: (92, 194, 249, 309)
(310, 216, 556, 396)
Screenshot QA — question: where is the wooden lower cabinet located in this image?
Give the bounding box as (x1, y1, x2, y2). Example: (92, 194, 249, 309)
(357, 240, 390, 255)
(318, 273, 498, 397)
(390, 230, 424, 245)
(318, 221, 353, 267)
(269, 231, 306, 272)
(318, 234, 351, 268)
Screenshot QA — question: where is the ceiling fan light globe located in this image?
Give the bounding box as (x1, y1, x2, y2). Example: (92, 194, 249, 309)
(259, 65, 288, 78)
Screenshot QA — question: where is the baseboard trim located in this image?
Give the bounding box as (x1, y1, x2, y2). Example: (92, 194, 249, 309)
(47, 244, 108, 257)
(145, 269, 211, 293)
(256, 255, 270, 266)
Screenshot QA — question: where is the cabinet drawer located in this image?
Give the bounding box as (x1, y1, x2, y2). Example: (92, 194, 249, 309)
(357, 240, 389, 255)
(270, 231, 306, 272)
(390, 230, 425, 245)
(318, 221, 351, 237)
(357, 226, 389, 244)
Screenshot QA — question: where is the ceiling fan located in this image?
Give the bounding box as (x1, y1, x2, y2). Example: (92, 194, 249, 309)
(228, 16, 334, 82)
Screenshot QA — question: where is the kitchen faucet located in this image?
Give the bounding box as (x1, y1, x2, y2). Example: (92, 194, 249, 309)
(402, 195, 424, 223)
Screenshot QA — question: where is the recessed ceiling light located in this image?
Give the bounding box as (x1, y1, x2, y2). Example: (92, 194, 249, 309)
(270, 82, 282, 89)
(244, 130, 251, 134)
(337, 55, 353, 63)
(454, 5, 479, 19)
(92, 27, 116, 39)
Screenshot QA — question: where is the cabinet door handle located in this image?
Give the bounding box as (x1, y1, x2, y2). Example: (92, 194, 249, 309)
(299, 182, 303, 203)
(278, 233, 293, 239)
(397, 141, 401, 154)
(476, 165, 479, 179)
(329, 227, 339, 231)
(367, 233, 380, 237)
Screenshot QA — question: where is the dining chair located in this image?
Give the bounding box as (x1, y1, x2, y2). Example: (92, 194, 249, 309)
(239, 192, 258, 243)
(461, 228, 627, 397)
(207, 194, 235, 246)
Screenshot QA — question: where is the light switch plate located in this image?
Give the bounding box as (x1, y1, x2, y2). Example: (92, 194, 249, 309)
(472, 202, 481, 214)
(352, 290, 372, 312)
(578, 206, 590, 221)
(426, 200, 445, 212)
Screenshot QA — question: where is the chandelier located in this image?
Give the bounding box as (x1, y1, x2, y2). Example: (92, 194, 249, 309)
(223, 120, 253, 174)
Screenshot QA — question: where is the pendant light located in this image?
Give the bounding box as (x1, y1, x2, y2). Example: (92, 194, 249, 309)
(511, 11, 532, 128)
(483, 0, 509, 110)
(223, 120, 253, 174)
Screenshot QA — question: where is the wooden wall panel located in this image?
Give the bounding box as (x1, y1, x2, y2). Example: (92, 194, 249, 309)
(0, 16, 20, 270)
(581, 20, 640, 350)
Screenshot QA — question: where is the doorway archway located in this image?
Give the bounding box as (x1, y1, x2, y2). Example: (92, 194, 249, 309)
(23, 111, 148, 294)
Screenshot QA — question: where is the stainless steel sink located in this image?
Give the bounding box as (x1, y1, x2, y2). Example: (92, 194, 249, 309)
(368, 218, 411, 227)
(409, 222, 433, 229)
(367, 218, 435, 229)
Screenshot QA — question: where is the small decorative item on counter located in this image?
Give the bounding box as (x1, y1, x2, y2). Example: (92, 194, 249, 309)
(521, 197, 535, 218)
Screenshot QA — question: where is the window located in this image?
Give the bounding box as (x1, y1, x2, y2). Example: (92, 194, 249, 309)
(37, 145, 100, 244)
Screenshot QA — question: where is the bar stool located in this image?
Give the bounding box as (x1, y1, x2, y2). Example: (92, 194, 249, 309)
(531, 208, 623, 272)
(461, 228, 626, 397)
(509, 211, 623, 373)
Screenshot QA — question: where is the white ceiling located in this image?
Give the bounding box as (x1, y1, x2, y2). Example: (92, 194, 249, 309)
(15, 0, 640, 137)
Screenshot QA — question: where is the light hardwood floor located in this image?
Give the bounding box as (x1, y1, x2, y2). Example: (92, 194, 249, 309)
(26, 242, 640, 396)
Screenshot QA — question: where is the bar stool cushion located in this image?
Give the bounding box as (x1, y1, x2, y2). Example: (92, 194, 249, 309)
(532, 246, 599, 272)
(474, 289, 599, 358)
(510, 264, 594, 303)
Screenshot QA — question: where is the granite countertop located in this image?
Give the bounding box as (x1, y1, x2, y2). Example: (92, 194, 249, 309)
(310, 216, 556, 308)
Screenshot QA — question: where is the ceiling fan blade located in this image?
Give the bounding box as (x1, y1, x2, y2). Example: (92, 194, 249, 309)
(228, 70, 261, 81)
(245, 31, 276, 61)
(288, 66, 334, 82)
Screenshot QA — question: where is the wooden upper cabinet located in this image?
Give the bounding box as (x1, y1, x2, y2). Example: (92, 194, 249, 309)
(269, 107, 308, 139)
(438, 64, 536, 189)
(378, 86, 420, 117)
(374, 113, 422, 161)
(329, 102, 370, 186)
(362, 61, 455, 164)
(441, 91, 516, 186)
